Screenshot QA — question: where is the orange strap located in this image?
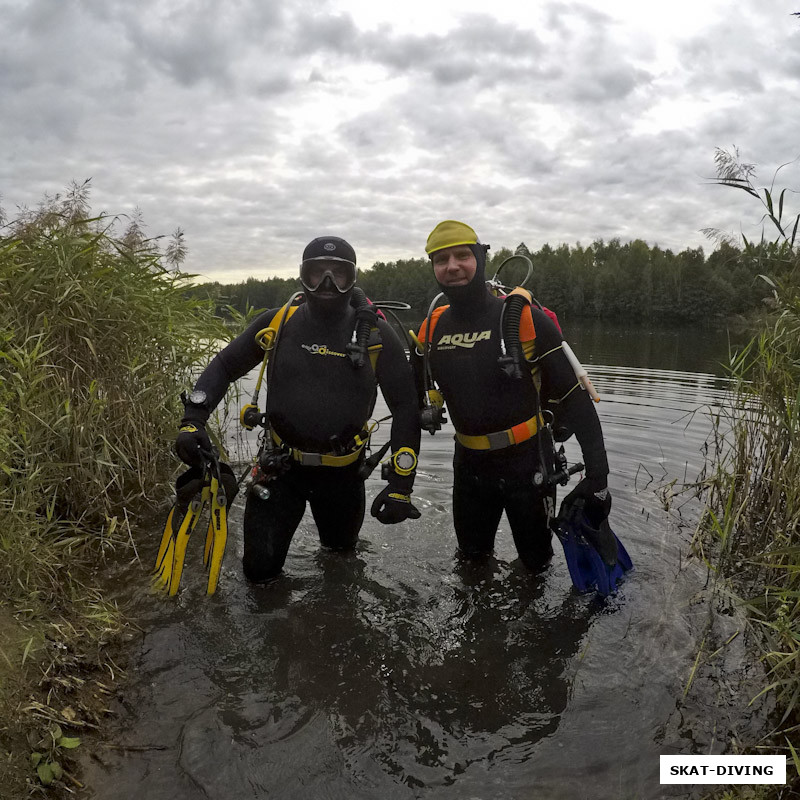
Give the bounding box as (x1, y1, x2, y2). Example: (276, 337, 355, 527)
(455, 413, 544, 451)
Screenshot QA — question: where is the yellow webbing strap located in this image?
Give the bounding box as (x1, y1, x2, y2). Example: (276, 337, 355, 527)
(247, 300, 301, 410)
(455, 412, 544, 451)
(367, 326, 381, 372)
(255, 301, 299, 351)
(271, 430, 368, 467)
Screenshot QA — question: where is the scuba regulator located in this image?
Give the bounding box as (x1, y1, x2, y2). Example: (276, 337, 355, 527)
(420, 388, 445, 435)
(488, 250, 587, 488)
(346, 287, 375, 369)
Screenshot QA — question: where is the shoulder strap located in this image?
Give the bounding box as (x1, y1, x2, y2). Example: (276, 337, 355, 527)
(367, 325, 382, 372)
(518, 302, 536, 342)
(254, 299, 300, 355)
(268, 300, 300, 341)
(418, 305, 449, 343)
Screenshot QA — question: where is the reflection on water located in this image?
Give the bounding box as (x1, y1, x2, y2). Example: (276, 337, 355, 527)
(83, 325, 771, 800)
(564, 318, 745, 377)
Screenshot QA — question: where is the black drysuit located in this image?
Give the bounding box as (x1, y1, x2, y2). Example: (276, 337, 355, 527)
(188, 298, 420, 581)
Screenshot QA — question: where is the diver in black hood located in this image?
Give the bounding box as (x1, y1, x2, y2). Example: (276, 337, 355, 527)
(174, 235, 421, 583)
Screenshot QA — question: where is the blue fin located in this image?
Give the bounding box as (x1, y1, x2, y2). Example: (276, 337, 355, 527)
(554, 503, 633, 597)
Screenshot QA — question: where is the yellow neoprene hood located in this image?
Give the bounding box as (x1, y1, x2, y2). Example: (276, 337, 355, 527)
(425, 220, 479, 255)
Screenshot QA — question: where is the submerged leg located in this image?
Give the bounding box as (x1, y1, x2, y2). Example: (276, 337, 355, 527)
(242, 469, 306, 582)
(504, 483, 554, 572)
(452, 465, 504, 559)
(308, 464, 365, 551)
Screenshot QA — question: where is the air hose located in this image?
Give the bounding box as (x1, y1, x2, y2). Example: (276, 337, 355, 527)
(498, 292, 528, 380)
(347, 287, 373, 368)
(419, 292, 447, 434)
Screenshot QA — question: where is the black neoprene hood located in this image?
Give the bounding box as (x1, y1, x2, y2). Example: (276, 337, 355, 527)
(302, 236, 356, 265)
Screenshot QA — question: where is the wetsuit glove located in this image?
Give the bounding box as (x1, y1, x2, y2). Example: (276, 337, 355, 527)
(370, 485, 421, 525)
(561, 476, 611, 529)
(175, 423, 212, 467)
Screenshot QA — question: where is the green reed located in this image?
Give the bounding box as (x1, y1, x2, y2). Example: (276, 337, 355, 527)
(0, 182, 228, 794)
(696, 289, 800, 794)
(696, 295, 800, 793)
(694, 149, 800, 797)
(1, 183, 228, 588)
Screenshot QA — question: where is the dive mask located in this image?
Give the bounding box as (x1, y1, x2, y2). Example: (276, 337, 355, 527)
(300, 257, 357, 293)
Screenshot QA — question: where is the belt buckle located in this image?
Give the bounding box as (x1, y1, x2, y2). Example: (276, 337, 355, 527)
(301, 452, 323, 467)
(486, 431, 510, 450)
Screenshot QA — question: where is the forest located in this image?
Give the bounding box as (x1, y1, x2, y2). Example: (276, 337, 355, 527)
(188, 237, 789, 325)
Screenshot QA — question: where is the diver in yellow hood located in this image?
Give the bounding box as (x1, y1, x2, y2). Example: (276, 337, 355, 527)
(415, 220, 615, 579)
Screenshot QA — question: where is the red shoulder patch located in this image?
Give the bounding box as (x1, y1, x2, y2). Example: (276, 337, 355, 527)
(543, 306, 562, 335)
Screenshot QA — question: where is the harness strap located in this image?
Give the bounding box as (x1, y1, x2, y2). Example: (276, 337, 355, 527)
(270, 430, 368, 467)
(367, 326, 382, 372)
(455, 412, 544, 451)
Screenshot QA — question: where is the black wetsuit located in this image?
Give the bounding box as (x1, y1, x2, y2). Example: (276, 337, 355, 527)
(418, 292, 608, 570)
(190, 297, 420, 581)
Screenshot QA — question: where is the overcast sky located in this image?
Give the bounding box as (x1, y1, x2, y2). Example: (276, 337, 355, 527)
(2, 0, 799, 283)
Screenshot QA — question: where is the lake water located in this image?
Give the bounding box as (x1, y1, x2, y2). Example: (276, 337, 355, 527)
(82, 322, 771, 800)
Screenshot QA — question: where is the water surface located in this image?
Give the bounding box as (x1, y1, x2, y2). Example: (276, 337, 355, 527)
(83, 324, 770, 799)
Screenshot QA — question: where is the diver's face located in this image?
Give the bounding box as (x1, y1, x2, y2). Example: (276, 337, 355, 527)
(432, 246, 477, 287)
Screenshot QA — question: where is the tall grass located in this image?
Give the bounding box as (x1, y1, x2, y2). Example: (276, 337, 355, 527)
(695, 150, 800, 795)
(0, 182, 228, 794)
(1, 183, 228, 596)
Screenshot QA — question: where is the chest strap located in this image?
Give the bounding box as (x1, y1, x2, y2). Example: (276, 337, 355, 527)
(270, 430, 368, 467)
(455, 412, 544, 451)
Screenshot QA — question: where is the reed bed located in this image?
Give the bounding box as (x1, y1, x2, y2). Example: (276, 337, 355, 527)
(690, 148, 800, 798)
(694, 276, 800, 797)
(0, 182, 227, 795)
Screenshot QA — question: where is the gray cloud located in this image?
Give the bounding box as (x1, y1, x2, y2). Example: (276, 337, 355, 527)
(1, 0, 798, 281)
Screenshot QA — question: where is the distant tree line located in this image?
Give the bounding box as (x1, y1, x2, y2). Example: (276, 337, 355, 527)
(188, 238, 788, 326)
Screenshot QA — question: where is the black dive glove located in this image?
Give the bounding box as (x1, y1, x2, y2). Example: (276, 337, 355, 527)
(561, 476, 611, 529)
(370, 447, 421, 524)
(370, 486, 421, 524)
(175, 423, 212, 467)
